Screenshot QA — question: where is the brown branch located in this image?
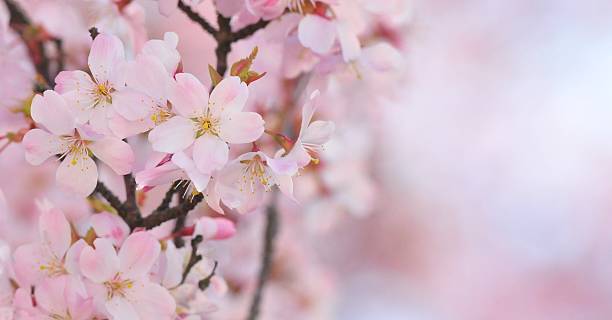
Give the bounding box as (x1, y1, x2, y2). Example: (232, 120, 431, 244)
(247, 196, 280, 320)
(180, 235, 203, 285)
(232, 19, 270, 42)
(95, 181, 123, 213)
(198, 260, 219, 290)
(138, 193, 204, 230)
(177, 0, 216, 36)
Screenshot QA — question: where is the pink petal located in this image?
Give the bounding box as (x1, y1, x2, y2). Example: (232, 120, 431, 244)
(89, 138, 135, 175)
(171, 151, 211, 192)
(61, 89, 96, 125)
(266, 155, 298, 176)
(205, 180, 224, 214)
(88, 33, 125, 84)
(34, 276, 68, 316)
(31, 90, 75, 136)
(56, 155, 98, 197)
(161, 242, 182, 288)
(54, 70, 95, 94)
(141, 32, 180, 74)
(108, 111, 154, 139)
(65, 240, 87, 275)
(130, 282, 176, 319)
(38, 206, 72, 259)
(170, 73, 208, 118)
(193, 135, 229, 174)
(112, 89, 156, 121)
(302, 120, 335, 145)
(105, 296, 139, 320)
(118, 232, 161, 279)
(90, 212, 130, 247)
(275, 173, 295, 199)
(299, 90, 320, 136)
(88, 105, 112, 135)
(13, 243, 44, 286)
(219, 111, 264, 144)
(125, 55, 171, 104)
(336, 21, 361, 62)
(22, 129, 66, 165)
(134, 161, 184, 189)
(209, 76, 248, 115)
(79, 238, 119, 283)
(298, 15, 336, 54)
(65, 276, 94, 320)
(148, 116, 195, 153)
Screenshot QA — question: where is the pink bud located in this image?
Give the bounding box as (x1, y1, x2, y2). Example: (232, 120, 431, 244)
(194, 217, 236, 240)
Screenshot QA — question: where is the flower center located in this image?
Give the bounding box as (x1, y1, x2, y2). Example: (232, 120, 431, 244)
(104, 274, 134, 299)
(92, 82, 113, 107)
(150, 105, 173, 125)
(60, 136, 91, 166)
(239, 156, 273, 193)
(39, 256, 67, 277)
(195, 115, 220, 137)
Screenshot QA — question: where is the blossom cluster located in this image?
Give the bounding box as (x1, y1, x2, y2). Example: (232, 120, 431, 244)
(0, 0, 406, 318)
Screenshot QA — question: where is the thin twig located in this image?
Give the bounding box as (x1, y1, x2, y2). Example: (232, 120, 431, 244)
(138, 193, 204, 230)
(95, 181, 124, 214)
(198, 260, 219, 290)
(247, 195, 280, 320)
(180, 235, 203, 285)
(177, 0, 217, 36)
(232, 19, 270, 42)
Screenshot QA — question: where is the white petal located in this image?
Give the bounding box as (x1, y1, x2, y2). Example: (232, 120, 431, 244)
(112, 89, 156, 121)
(148, 116, 195, 153)
(31, 90, 75, 136)
(209, 76, 248, 115)
(89, 138, 135, 175)
(106, 296, 140, 320)
(298, 15, 336, 54)
(219, 111, 264, 144)
(56, 155, 98, 197)
(302, 120, 335, 145)
(22, 129, 67, 165)
(169, 73, 208, 118)
(88, 33, 125, 85)
(193, 135, 229, 174)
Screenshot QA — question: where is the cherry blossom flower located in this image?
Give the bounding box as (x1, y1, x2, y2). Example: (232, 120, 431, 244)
(285, 90, 335, 168)
(79, 232, 176, 319)
(217, 151, 295, 214)
(149, 75, 264, 174)
(296, 1, 361, 62)
(12, 204, 83, 286)
(13, 276, 93, 320)
(55, 33, 127, 134)
(22, 90, 134, 196)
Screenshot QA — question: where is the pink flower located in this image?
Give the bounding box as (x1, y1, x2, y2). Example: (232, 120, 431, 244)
(297, 11, 361, 62)
(149, 75, 264, 174)
(55, 33, 126, 134)
(217, 151, 294, 213)
(246, 0, 288, 20)
(285, 90, 335, 168)
(22, 90, 134, 196)
(12, 276, 93, 320)
(79, 232, 176, 319)
(12, 204, 83, 286)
